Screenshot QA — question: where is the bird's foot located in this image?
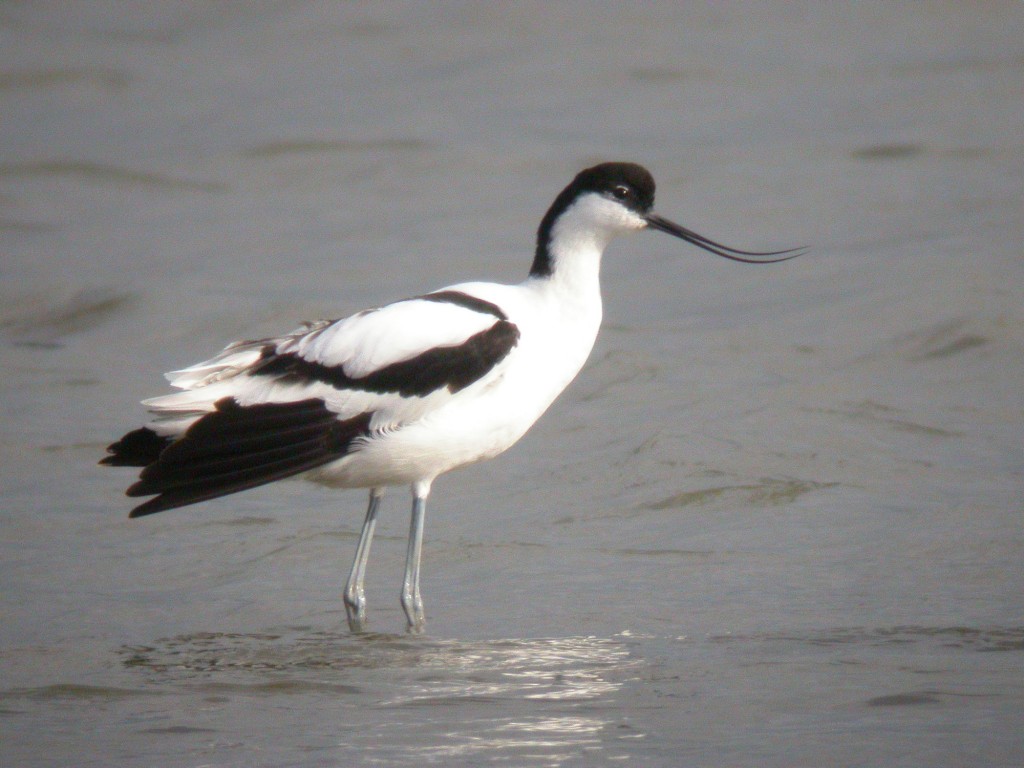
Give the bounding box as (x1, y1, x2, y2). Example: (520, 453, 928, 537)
(344, 590, 369, 633)
(400, 590, 425, 634)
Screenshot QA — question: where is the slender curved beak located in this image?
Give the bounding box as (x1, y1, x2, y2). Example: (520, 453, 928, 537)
(645, 213, 804, 264)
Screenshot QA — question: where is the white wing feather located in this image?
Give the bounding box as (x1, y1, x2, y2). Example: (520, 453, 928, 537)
(143, 295, 513, 437)
(295, 299, 497, 375)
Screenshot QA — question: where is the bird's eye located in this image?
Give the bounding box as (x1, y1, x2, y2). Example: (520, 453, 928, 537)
(611, 185, 631, 200)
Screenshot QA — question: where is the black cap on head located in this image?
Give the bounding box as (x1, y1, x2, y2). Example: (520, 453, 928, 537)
(568, 162, 656, 213)
(532, 162, 656, 277)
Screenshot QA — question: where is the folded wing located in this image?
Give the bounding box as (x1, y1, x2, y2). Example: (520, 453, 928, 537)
(103, 290, 521, 515)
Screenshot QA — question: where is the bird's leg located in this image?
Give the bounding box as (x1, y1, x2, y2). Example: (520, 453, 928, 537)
(344, 488, 384, 632)
(400, 480, 431, 632)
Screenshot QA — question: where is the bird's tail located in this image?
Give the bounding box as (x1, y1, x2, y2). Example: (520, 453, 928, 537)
(101, 397, 371, 518)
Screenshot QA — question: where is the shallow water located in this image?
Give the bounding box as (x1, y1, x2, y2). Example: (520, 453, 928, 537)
(2, 3, 1023, 766)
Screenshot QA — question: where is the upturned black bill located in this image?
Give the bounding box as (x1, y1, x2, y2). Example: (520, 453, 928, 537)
(645, 214, 804, 264)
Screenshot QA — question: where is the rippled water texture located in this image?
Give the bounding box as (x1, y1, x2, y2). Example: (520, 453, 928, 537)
(2, 3, 1023, 766)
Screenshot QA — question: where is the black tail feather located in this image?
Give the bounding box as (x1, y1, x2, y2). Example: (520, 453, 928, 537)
(103, 397, 371, 517)
(100, 427, 173, 467)
(127, 451, 348, 518)
(126, 436, 338, 499)
(131, 424, 334, 491)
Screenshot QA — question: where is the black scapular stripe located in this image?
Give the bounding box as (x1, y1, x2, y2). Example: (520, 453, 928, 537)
(253, 318, 520, 397)
(417, 290, 509, 320)
(122, 398, 371, 518)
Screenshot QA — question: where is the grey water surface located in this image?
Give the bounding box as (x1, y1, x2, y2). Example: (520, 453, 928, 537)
(2, 3, 1023, 766)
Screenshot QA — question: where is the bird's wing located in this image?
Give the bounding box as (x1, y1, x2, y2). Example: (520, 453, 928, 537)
(108, 290, 521, 515)
(144, 290, 520, 429)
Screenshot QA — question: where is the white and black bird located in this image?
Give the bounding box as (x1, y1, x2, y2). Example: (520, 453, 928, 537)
(102, 162, 799, 631)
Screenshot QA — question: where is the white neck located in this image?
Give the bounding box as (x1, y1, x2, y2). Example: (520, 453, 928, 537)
(532, 195, 623, 301)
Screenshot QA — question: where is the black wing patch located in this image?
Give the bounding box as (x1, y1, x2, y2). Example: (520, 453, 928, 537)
(252, 316, 520, 397)
(101, 427, 174, 467)
(120, 398, 370, 518)
(417, 290, 509, 320)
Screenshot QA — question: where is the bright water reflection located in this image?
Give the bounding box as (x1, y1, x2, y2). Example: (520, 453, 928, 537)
(117, 629, 642, 765)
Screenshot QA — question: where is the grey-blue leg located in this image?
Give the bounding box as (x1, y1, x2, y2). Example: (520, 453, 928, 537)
(400, 480, 431, 632)
(344, 488, 383, 632)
